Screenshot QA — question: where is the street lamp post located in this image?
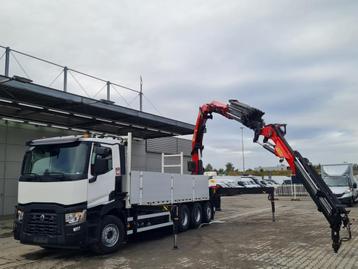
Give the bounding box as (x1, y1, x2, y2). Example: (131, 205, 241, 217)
(240, 127, 245, 172)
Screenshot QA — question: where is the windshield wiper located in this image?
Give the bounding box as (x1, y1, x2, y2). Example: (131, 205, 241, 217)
(23, 172, 38, 176)
(20, 173, 39, 181)
(43, 171, 65, 179)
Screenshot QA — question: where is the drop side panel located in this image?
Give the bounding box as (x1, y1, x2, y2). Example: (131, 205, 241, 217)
(130, 171, 209, 205)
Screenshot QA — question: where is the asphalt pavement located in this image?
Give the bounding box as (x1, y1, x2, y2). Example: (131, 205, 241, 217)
(0, 195, 357, 269)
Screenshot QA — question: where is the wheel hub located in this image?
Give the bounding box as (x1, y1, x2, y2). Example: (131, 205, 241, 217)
(102, 224, 119, 248)
(195, 209, 201, 222)
(207, 207, 212, 220)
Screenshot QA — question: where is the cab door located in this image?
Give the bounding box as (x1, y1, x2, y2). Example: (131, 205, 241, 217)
(87, 143, 119, 208)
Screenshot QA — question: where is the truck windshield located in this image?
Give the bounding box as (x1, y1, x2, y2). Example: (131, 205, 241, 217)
(322, 176, 349, 187)
(21, 142, 90, 181)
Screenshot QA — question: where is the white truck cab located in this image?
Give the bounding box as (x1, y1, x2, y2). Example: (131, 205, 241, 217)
(14, 133, 214, 253)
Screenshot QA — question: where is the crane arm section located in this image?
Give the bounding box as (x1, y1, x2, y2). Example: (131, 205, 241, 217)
(191, 100, 264, 174)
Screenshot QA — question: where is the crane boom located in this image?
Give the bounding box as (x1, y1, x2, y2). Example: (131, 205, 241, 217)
(190, 99, 351, 253)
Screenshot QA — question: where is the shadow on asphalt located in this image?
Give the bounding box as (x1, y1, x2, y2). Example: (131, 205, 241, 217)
(20, 226, 174, 260)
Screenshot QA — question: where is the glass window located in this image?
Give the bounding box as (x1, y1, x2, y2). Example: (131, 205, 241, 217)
(22, 142, 90, 181)
(322, 176, 349, 187)
(91, 145, 113, 175)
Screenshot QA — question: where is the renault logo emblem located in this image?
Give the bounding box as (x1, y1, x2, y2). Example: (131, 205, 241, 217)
(40, 214, 45, 222)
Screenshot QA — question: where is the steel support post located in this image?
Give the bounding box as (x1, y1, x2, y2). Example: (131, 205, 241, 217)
(63, 66, 68, 92)
(180, 152, 183, 175)
(107, 81, 111, 101)
(4, 47, 10, 77)
(139, 76, 143, 111)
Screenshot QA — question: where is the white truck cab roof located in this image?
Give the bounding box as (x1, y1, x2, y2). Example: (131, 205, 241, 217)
(28, 135, 127, 146)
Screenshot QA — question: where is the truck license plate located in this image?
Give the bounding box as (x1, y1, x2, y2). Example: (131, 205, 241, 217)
(33, 236, 48, 244)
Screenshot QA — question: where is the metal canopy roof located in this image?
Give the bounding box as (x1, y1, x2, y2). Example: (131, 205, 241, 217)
(0, 75, 194, 138)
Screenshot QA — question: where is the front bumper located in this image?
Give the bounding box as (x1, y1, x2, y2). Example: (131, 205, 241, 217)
(14, 203, 88, 248)
(337, 196, 353, 205)
(14, 221, 87, 248)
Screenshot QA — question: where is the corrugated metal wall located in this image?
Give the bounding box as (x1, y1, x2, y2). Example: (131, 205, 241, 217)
(131, 137, 191, 174)
(146, 137, 191, 156)
(0, 121, 192, 216)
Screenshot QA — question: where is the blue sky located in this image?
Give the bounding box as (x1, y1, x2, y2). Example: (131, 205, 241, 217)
(1, 0, 357, 169)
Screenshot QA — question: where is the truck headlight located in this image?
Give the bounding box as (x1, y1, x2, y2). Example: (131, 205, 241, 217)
(16, 209, 24, 222)
(65, 210, 86, 225)
(344, 189, 352, 194)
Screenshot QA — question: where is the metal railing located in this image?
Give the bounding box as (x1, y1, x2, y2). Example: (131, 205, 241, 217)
(161, 152, 184, 175)
(0, 45, 161, 113)
(274, 184, 308, 198)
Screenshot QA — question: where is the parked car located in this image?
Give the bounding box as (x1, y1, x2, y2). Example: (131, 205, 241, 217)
(259, 180, 278, 188)
(321, 164, 358, 206)
(256, 177, 281, 188)
(266, 179, 279, 185)
(216, 182, 231, 188)
(237, 177, 261, 188)
(241, 176, 265, 187)
(212, 177, 240, 188)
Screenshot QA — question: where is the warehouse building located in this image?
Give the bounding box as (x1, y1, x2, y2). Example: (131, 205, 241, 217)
(0, 75, 194, 216)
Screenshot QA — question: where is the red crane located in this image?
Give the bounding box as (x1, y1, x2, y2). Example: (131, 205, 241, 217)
(189, 99, 351, 253)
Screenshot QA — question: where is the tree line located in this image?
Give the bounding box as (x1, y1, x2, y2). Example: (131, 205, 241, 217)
(206, 163, 358, 177)
(204, 162, 292, 177)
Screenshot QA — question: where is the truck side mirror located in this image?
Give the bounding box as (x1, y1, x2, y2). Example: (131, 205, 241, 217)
(94, 146, 111, 157)
(353, 183, 357, 189)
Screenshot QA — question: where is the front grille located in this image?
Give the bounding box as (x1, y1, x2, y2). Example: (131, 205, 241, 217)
(335, 193, 344, 198)
(25, 212, 60, 236)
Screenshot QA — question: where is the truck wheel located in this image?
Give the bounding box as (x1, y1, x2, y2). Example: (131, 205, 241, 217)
(190, 203, 202, 228)
(92, 215, 125, 254)
(178, 205, 190, 232)
(202, 202, 213, 223)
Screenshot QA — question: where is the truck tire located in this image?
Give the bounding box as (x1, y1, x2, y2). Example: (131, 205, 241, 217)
(91, 215, 125, 254)
(202, 202, 213, 223)
(178, 204, 190, 232)
(190, 203, 202, 228)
